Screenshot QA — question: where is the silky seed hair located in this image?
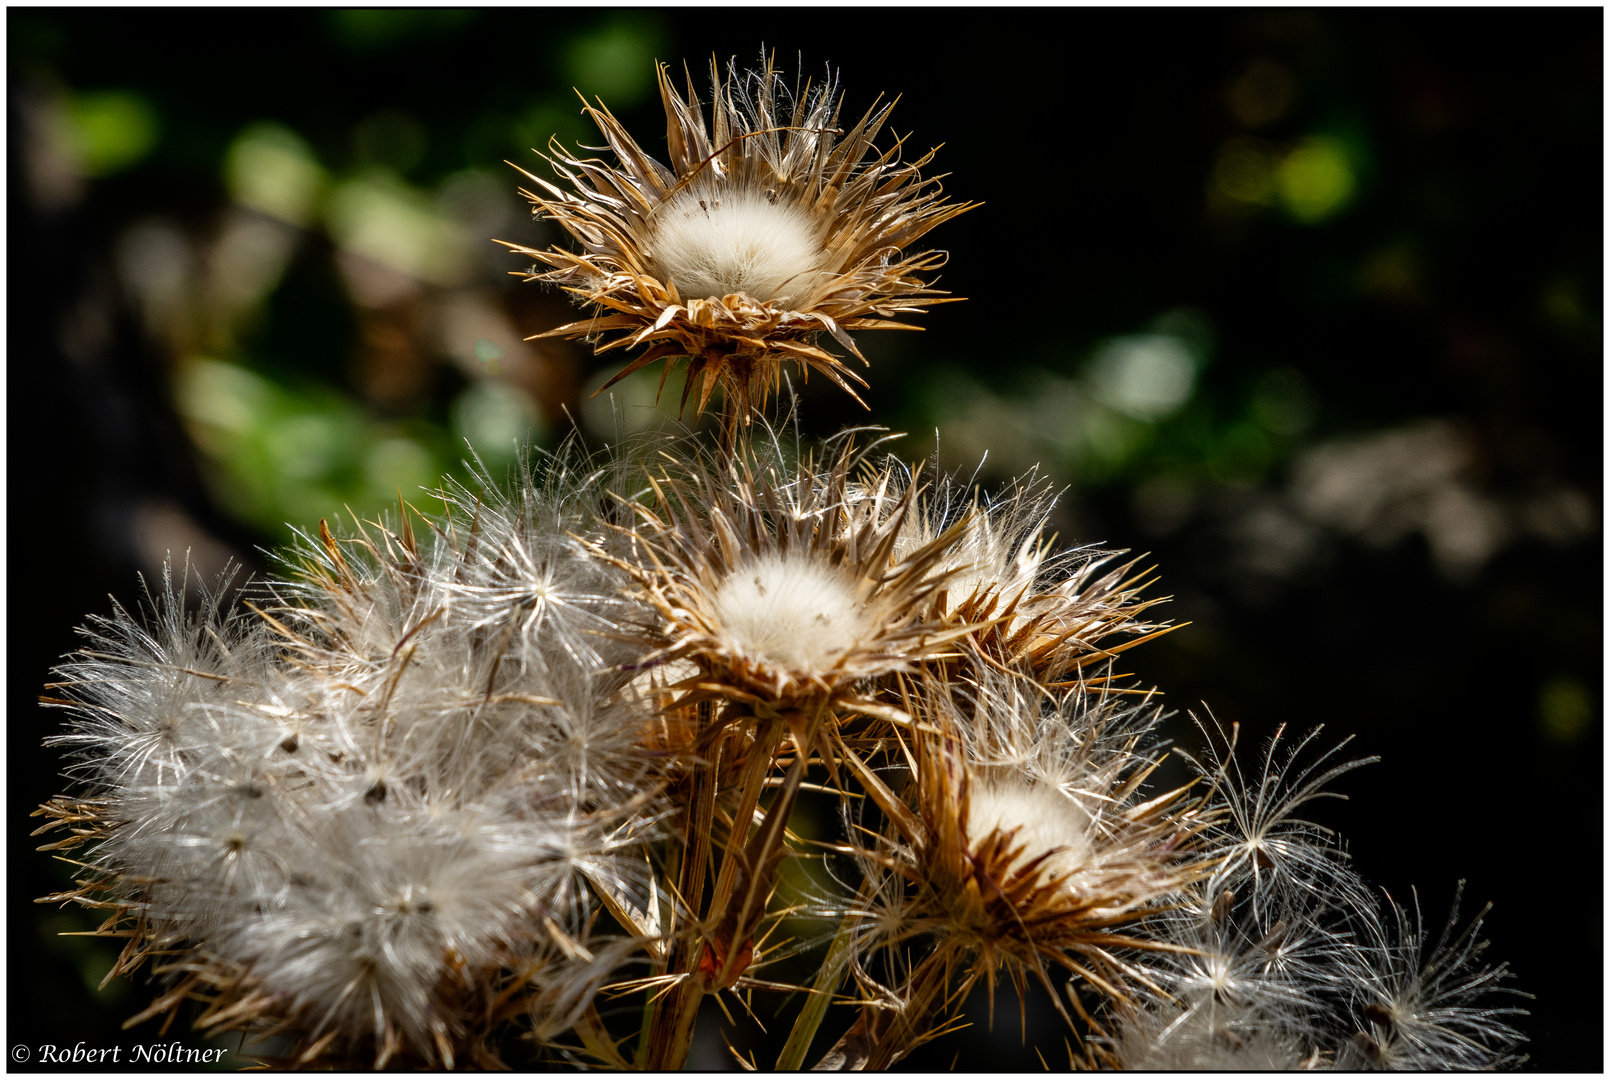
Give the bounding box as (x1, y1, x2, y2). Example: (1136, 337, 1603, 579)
(1334, 884, 1529, 1071)
(839, 673, 1214, 1051)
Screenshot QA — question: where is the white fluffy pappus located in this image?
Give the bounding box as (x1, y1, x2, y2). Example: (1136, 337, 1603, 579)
(1110, 878, 1336, 1070)
(650, 187, 825, 306)
(37, 448, 673, 1065)
(964, 779, 1094, 888)
(1335, 884, 1529, 1070)
(709, 552, 873, 674)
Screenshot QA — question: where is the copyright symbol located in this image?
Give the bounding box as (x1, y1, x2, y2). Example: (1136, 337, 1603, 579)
(11, 1045, 30, 1062)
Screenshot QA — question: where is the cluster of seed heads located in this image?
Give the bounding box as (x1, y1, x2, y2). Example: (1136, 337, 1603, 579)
(35, 54, 1526, 1070)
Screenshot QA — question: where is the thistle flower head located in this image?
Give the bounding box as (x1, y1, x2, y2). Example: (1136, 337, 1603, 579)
(891, 466, 1173, 684)
(505, 54, 974, 428)
(612, 439, 972, 714)
(844, 677, 1211, 1023)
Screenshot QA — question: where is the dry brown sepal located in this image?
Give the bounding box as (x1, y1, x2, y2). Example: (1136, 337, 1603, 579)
(942, 553, 1177, 687)
(502, 56, 975, 432)
(878, 469, 1178, 688)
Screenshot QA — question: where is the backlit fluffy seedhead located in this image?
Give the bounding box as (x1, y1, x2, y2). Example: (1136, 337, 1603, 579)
(36, 445, 672, 1067)
(1336, 885, 1529, 1070)
(890, 466, 1173, 685)
(1108, 877, 1342, 1070)
(505, 55, 974, 428)
(843, 679, 1213, 1031)
(611, 439, 976, 717)
(1183, 720, 1380, 921)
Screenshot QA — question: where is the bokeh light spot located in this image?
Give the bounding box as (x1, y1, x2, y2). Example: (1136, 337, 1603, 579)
(1539, 677, 1593, 744)
(70, 90, 159, 176)
(1089, 334, 1198, 421)
(364, 437, 436, 501)
(325, 172, 466, 285)
(1277, 136, 1356, 223)
(452, 381, 544, 464)
(226, 123, 327, 227)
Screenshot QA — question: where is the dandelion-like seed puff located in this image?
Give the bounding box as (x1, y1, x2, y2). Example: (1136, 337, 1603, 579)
(503, 55, 975, 435)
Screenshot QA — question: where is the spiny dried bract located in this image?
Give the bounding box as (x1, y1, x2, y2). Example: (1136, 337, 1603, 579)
(890, 467, 1172, 684)
(37, 455, 671, 1067)
(1336, 885, 1529, 1071)
(841, 676, 1211, 1065)
(506, 55, 974, 426)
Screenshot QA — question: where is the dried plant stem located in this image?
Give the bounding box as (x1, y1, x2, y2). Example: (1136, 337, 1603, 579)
(776, 905, 859, 1069)
(645, 720, 722, 1070)
(708, 713, 786, 935)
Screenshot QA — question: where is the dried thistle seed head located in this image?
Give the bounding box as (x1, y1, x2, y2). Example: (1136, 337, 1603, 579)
(845, 677, 1213, 1019)
(963, 779, 1094, 888)
(504, 54, 974, 427)
(1182, 719, 1380, 920)
(36, 447, 672, 1066)
(650, 188, 825, 308)
(1108, 878, 1340, 1070)
(709, 552, 875, 672)
(886, 466, 1173, 683)
(1332, 884, 1529, 1070)
(612, 441, 972, 712)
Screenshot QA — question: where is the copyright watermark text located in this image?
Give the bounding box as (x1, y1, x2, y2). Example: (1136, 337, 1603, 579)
(11, 1041, 229, 1065)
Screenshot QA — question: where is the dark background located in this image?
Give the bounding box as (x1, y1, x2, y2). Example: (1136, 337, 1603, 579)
(10, 8, 1600, 1070)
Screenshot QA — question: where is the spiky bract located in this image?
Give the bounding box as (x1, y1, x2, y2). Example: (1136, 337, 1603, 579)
(610, 437, 977, 723)
(890, 465, 1173, 684)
